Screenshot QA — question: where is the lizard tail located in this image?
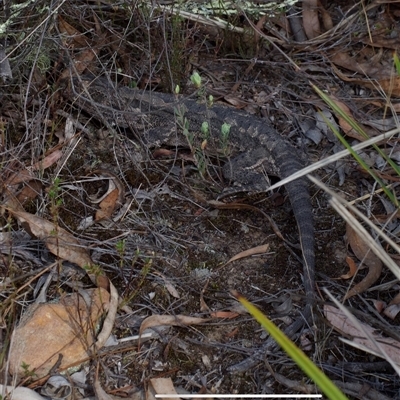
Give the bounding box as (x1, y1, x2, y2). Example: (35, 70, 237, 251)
(272, 146, 315, 316)
(285, 177, 315, 309)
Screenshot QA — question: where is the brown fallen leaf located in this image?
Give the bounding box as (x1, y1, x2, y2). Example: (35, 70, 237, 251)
(6, 150, 63, 186)
(95, 188, 120, 221)
(95, 279, 118, 350)
(383, 303, 400, 320)
(90, 169, 125, 206)
(319, 1, 333, 31)
(153, 271, 180, 299)
(330, 51, 400, 98)
(324, 95, 376, 141)
(302, 0, 320, 40)
(6, 168, 36, 186)
(390, 292, 400, 306)
(339, 256, 358, 279)
(344, 222, 383, 299)
(372, 299, 386, 314)
(226, 327, 239, 338)
(325, 305, 400, 365)
(59, 48, 99, 80)
(148, 378, 179, 400)
(139, 315, 210, 347)
(16, 180, 43, 204)
(58, 16, 89, 47)
(152, 148, 174, 158)
(32, 150, 64, 172)
(200, 279, 211, 313)
(93, 374, 115, 400)
(209, 311, 239, 319)
(218, 243, 270, 269)
(9, 209, 92, 269)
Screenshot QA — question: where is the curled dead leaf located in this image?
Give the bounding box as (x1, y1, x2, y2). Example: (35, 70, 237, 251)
(345, 222, 383, 299)
(325, 305, 400, 364)
(10, 210, 93, 269)
(139, 314, 210, 347)
(339, 256, 358, 279)
(302, 0, 320, 40)
(95, 188, 120, 221)
(219, 243, 270, 269)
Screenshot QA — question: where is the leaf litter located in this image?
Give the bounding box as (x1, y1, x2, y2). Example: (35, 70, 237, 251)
(3, 0, 400, 398)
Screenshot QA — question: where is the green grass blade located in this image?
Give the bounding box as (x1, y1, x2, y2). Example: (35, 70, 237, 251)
(312, 84, 399, 206)
(394, 52, 400, 76)
(234, 291, 348, 400)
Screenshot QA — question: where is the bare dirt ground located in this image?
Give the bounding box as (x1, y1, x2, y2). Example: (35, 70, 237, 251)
(1, 1, 400, 399)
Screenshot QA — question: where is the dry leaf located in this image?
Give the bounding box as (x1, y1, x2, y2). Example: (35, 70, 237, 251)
(319, 1, 333, 31)
(326, 95, 375, 140)
(221, 243, 270, 268)
(58, 16, 89, 47)
(11, 210, 92, 268)
(372, 299, 386, 313)
(6, 168, 36, 186)
(389, 292, 400, 306)
(139, 315, 210, 346)
(209, 311, 239, 319)
(330, 51, 400, 97)
(59, 49, 99, 80)
(95, 188, 119, 221)
(302, 0, 320, 40)
(345, 222, 383, 299)
(93, 375, 114, 400)
(383, 304, 400, 319)
(148, 378, 179, 400)
(153, 148, 174, 158)
(153, 271, 180, 299)
(32, 150, 63, 171)
(16, 180, 43, 204)
(90, 170, 125, 205)
(339, 256, 358, 279)
(6, 151, 62, 186)
(95, 279, 119, 350)
(226, 327, 239, 338)
(199, 279, 211, 312)
(325, 305, 400, 364)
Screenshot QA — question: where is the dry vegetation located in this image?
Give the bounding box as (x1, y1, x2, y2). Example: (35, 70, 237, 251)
(1, 0, 400, 399)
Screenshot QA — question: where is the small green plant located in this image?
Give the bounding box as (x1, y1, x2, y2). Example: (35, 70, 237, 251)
(83, 263, 103, 277)
(201, 121, 209, 138)
(220, 122, 231, 155)
(174, 104, 193, 147)
(120, 252, 152, 306)
(116, 238, 126, 255)
(116, 239, 126, 270)
(190, 71, 202, 88)
(194, 149, 207, 177)
(48, 177, 63, 217)
(20, 361, 37, 379)
(393, 51, 400, 76)
(48, 178, 64, 261)
(48, 177, 62, 203)
(174, 71, 233, 176)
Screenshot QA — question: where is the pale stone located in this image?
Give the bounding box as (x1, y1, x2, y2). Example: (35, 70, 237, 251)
(9, 287, 110, 378)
